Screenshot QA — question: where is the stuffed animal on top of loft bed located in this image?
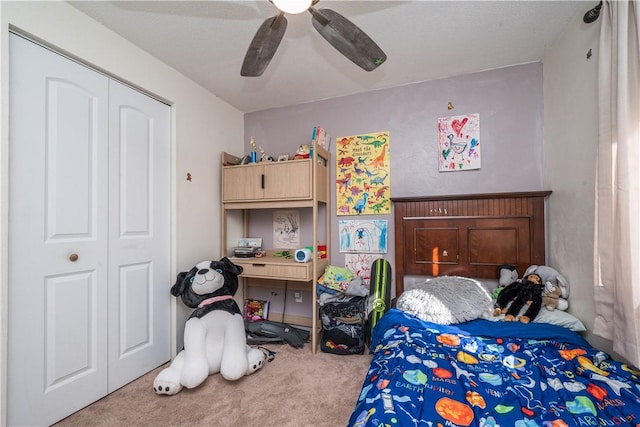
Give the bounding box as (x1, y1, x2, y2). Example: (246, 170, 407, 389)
(493, 272, 544, 323)
(153, 258, 266, 396)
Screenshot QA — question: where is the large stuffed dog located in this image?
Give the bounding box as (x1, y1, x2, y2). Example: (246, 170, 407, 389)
(153, 258, 265, 395)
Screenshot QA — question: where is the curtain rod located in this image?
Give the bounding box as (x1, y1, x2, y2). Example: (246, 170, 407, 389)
(584, 1, 603, 24)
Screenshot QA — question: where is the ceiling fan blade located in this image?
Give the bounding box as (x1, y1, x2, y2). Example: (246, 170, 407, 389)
(241, 14, 287, 77)
(310, 8, 386, 72)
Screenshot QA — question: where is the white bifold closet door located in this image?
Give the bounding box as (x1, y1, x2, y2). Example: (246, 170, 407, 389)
(8, 33, 171, 426)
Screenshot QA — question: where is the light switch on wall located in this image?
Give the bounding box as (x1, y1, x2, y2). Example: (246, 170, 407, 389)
(294, 291, 302, 303)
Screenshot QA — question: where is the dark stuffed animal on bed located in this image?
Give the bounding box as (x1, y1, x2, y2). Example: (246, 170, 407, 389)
(493, 273, 543, 323)
(153, 258, 266, 395)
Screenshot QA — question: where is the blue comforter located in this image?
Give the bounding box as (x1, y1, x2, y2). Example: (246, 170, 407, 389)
(348, 309, 640, 427)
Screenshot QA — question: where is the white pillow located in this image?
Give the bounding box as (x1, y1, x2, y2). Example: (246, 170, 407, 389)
(535, 309, 586, 332)
(484, 308, 586, 332)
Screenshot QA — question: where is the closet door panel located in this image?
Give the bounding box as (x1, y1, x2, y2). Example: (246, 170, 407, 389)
(107, 80, 171, 392)
(44, 271, 98, 384)
(46, 79, 99, 238)
(8, 34, 109, 427)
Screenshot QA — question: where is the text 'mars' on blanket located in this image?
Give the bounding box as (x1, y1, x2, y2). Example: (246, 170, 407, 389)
(348, 309, 640, 427)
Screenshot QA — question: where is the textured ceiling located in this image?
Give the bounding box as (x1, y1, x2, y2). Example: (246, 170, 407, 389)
(69, 1, 591, 113)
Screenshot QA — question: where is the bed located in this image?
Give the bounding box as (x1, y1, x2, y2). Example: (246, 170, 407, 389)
(347, 192, 640, 426)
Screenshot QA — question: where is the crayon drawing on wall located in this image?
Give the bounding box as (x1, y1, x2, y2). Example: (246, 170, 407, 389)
(339, 219, 388, 253)
(345, 254, 379, 285)
(438, 113, 480, 171)
(335, 131, 390, 215)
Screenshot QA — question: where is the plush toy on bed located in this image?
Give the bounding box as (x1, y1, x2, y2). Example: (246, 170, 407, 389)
(153, 258, 266, 395)
(492, 264, 519, 301)
(541, 281, 568, 311)
(524, 265, 569, 311)
(493, 272, 544, 323)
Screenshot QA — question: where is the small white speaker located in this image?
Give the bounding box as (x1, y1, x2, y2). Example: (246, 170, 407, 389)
(294, 248, 312, 263)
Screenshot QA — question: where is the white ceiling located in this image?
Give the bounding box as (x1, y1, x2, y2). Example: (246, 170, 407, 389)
(69, 1, 591, 113)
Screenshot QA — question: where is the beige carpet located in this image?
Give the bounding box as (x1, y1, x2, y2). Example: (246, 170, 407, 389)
(55, 344, 372, 427)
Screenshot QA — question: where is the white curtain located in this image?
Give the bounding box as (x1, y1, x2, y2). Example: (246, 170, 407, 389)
(594, 0, 640, 367)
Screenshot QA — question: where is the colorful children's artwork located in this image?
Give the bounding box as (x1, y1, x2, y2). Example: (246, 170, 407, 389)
(273, 210, 300, 249)
(438, 113, 480, 171)
(339, 219, 388, 253)
(344, 253, 378, 285)
(335, 131, 390, 215)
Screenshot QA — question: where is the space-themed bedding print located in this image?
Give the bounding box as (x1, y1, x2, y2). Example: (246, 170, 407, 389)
(348, 309, 640, 427)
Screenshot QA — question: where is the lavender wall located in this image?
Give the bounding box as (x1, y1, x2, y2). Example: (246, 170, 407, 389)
(243, 62, 545, 310)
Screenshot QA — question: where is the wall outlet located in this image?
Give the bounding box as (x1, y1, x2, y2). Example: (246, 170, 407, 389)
(294, 291, 302, 303)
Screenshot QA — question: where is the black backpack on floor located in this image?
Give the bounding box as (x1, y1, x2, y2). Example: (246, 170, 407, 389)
(320, 296, 366, 355)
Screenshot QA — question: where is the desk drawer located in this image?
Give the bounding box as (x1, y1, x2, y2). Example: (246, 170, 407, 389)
(234, 260, 312, 281)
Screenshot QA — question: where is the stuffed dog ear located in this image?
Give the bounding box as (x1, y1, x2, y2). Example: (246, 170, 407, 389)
(170, 266, 198, 296)
(221, 257, 243, 276)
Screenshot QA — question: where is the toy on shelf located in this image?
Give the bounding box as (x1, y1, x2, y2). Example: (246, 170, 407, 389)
(249, 136, 272, 162)
(293, 144, 310, 159)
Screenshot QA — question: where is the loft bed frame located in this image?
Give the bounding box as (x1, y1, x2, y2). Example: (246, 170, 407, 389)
(391, 191, 552, 296)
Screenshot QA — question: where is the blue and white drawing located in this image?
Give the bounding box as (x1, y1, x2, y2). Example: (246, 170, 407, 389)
(339, 219, 388, 253)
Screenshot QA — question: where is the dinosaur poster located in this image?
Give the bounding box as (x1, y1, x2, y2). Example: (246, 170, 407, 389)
(335, 131, 390, 215)
(438, 113, 481, 171)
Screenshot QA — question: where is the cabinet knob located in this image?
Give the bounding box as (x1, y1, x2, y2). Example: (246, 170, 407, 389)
(69, 253, 79, 262)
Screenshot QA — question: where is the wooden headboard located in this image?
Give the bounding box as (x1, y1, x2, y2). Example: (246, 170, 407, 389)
(391, 191, 552, 295)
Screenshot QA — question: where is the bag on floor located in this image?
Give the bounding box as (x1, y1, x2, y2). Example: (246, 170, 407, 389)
(245, 320, 310, 348)
(320, 296, 366, 355)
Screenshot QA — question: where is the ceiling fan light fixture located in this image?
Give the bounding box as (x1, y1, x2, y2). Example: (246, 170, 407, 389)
(272, 0, 312, 14)
(242, 0, 387, 76)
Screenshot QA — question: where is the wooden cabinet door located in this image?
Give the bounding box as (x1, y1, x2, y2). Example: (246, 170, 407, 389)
(263, 160, 311, 200)
(222, 164, 265, 201)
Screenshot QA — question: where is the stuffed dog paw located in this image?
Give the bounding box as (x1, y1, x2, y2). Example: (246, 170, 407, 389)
(153, 258, 265, 395)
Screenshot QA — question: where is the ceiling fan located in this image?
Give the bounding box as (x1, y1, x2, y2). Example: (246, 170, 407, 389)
(241, 0, 387, 77)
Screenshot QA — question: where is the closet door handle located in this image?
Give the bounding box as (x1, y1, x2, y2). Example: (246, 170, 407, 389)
(261, 174, 265, 189)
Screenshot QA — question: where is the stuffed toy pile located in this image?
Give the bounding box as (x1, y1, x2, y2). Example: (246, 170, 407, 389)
(524, 265, 570, 311)
(153, 258, 266, 395)
(493, 272, 544, 323)
(493, 264, 571, 323)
